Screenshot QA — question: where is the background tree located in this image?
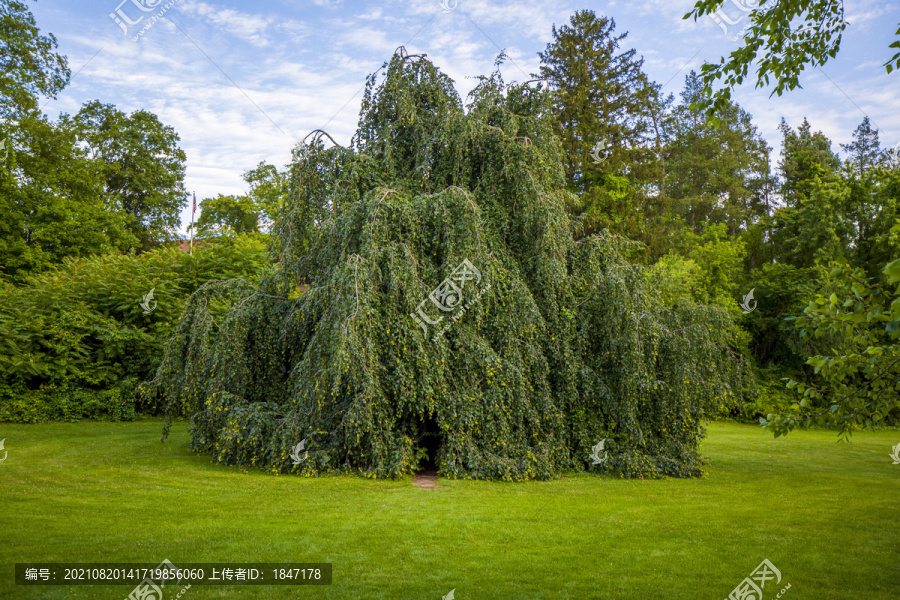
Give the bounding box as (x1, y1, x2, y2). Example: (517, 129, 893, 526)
(778, 118, 840, 201)
(193, 162, 289, 236)
(194, 194, 260, 236)
(1, 97, 189, 282)
(536, 10, 663, 244)
(66, 100, 188, 247)
(840, 118, 896, 277)
(840, 117, 881, 178)
(0, 114, 134, 282)
(243, 161, 289, 231)
(770, 119, 850, 268)
(665, 72, 770, 236)
(854, 168, 900, 277)
(0, 0, 69, 118)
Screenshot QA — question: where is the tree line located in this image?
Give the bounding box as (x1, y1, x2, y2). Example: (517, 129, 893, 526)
(1, 1, 897, 437)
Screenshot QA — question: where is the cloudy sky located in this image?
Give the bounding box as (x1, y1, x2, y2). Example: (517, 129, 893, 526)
(29, 0, 900, 235)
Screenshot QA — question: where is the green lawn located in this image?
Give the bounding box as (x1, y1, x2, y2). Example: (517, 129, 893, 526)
(0, 419, 897, 599)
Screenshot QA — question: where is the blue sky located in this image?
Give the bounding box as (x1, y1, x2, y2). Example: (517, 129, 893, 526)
(28, 0, 900, 234)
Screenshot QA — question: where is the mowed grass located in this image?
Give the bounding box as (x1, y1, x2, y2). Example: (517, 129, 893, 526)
(0, 419, 897, 600)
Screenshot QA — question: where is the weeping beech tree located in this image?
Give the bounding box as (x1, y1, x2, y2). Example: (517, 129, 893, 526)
(144, 48, 752, 480)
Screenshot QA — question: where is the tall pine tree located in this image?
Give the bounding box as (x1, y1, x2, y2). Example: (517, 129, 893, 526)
(840, 116, 881, 178)
(537, 10, 663, 245)
(771, 119, 850, 268)
(665, 72, 770, 237)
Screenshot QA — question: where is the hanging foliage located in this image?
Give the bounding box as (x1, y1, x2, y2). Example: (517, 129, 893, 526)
(144, 48, 753, 480)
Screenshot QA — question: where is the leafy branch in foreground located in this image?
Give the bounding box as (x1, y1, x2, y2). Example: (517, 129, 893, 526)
(765, 241, 900, 440)
(683, 0, 900, 124)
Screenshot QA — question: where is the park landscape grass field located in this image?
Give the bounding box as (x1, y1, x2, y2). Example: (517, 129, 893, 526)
(0, 419, 897, 600)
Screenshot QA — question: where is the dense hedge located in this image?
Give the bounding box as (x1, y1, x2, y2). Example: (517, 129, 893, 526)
(147, 50, 754, 480)
(0, 380, 138, 423)
(0, 236, 269, 422)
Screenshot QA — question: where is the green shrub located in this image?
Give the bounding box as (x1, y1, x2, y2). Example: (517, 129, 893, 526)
(0, 380, 137, 423)
(741, 367, 796, 421)
(0, 235, 270, 422)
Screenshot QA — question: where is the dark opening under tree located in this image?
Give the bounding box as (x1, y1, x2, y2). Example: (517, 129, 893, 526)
(145, 49, 753, 481)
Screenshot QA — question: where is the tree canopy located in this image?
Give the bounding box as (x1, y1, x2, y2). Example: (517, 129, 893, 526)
(146, 49, 753, 481)
(65, 100, 188, 246)
(766, 243, 900, 439)
(194, 162, 289, 236)
(536, 10, 666, 245)
(0, 0, 69, 118)
(0, 0, 189, 281)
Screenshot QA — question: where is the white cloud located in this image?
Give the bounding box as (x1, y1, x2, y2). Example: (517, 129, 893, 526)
(177, 0, 281, 47)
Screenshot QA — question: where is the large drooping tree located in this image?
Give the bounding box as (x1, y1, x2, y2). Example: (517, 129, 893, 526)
(145, 49, 753, 481)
